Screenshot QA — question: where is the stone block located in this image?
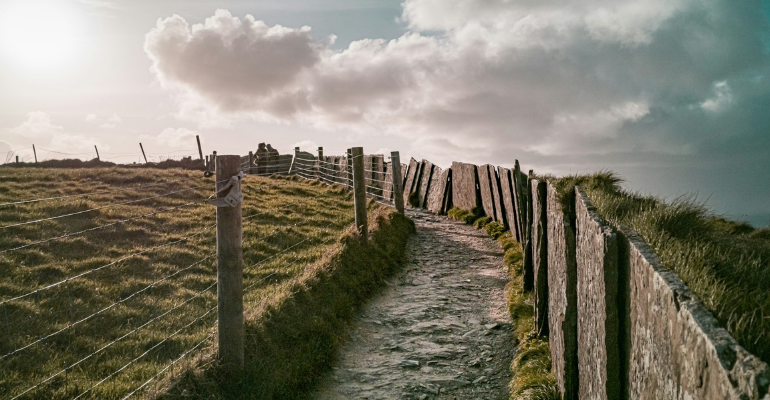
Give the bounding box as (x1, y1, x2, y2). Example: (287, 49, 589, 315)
(382, 162, 394, 200)
(513, 161, 527, 243)
(498, 167, 521, 242)
(478, 164, 497, 220)
(546, 183, 578, 400)
(489, 165, 507, 225)
(450, 162, 480, 211)
(427, 167, 448, 214)
(530, 179, 548, 337)
(403, 158, 420, 205)
(400, 163, 408, 189)
(417, 160, 434, 208)
(575, 187, 619, 400)
(620, 227, 770, 400)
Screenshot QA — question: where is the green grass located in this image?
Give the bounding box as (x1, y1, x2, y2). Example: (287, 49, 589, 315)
(550, 172, 770, 364)
(0, 167, 389, 399)
(448, 206, 557, 400)
(498, 232, 558, 400)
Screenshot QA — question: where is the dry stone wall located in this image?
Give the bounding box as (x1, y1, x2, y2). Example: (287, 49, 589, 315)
(451, 162, 480, 211)
(417, 160, 434, 208)
(426, 167, 447, 214)
(575, 187, 621, 400)
(478, 164, 497, 221)
(621, 227, 770, 400)
(546, 183, 578, 400)
(531, 179, 549, 336)
(489, 166, 506, 225)
(404, 158, 420, 205)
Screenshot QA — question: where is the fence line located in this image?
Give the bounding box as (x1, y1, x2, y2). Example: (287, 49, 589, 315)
(0, 184, 216, 229)
(1, 147, 404, 399)
(0, 201, 204, 254)
(0, 223, 216, 305)
(10, 282, 218, 400)
(0, 254, 216, 362)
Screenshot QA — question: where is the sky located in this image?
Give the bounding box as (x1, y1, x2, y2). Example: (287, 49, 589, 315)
(1, 0, 769, 226)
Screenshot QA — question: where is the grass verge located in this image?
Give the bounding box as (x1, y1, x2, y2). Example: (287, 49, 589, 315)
(448, 207, 557, 400)
(156, 202, 415, 399)
(544, 172, 770, 364)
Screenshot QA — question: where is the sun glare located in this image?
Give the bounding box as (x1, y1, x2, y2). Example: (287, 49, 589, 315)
(0, 0, 85, 72)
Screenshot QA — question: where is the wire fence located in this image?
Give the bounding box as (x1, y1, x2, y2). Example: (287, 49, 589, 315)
(0, 148, 403, 398)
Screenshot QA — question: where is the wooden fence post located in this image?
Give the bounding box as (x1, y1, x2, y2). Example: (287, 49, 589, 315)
(15, 155, 19, 164)
(33, 145, 37, 163)
(248, 151, 254, 175)
(391, 151, 405, 214)
(196, 135, 204, 166)
(351, 147, 368, 241)
(215, 155, 244, 371)
(139, 143, 148, 163)
(94, 145, 100, 161)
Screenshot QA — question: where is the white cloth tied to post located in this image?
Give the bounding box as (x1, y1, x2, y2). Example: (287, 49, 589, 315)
(207, 171, 244, 207)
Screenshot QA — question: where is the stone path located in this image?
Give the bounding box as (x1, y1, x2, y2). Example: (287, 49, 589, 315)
(312, 210, 515, 399)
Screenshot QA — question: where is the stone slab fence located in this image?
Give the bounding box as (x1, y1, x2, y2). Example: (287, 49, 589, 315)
(388, 154, 770, 399)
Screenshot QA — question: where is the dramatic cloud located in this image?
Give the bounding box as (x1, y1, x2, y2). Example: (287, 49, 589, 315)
(156, 127, 199, 147)
(144, 2, 770, 165)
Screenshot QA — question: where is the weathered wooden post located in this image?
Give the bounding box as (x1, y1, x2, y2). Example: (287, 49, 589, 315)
(215, 155, 244, 371)
(32, 144, 37, 163)
(316, 146, 323, 178)
(196, 135, 204, 166)
(351, 147, 368, 241)
(139, 143, 148, 163)
(248, 151, 254, 174)
(212, 151, 217, 172)
(15, 155, 19, 164)
(205, 155, 209, 168)
(391, 151, 405, 214)
(317, 146, 323, 160)
(94, 145, 100, 161)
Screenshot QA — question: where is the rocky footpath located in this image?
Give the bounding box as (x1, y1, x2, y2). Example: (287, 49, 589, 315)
(312, 210, 515, 399)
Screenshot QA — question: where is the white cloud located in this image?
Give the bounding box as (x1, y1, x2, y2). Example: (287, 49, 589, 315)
(9, 111, 63, 138)
(701, 81, 733, 113)
(6, 112, 107, 157)
(100, 113, 122, 129)
(144, 1, 770, 163)
(85, 113, 97, 122)
(157, 127, 199, 147)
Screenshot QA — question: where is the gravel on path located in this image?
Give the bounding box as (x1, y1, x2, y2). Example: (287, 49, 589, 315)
(312, 210, 515, 399)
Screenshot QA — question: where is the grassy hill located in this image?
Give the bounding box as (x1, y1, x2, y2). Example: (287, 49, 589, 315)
(0, 168, 361, 399)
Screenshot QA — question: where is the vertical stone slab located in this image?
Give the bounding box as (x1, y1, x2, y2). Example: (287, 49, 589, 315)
(400, 163, 408, 189)
(364, 155, 373, 187)
(619, 227, 770, 400)
(498, 167, 521, 242)
(417, 160, 434, 208)
(514, 161, 527, 243)
(403, 158, 420, 205)
(522, 174, 534, 292)
(531, 179, 549, 336)
(489, 165, 507, 226)
(478, 164, 497, 220)
(546, 183, 578, 400)
(427, 167, 448, 214)
(443, 168, 453, 212)
(575, 187, 620, 400)
(382, 161, 394, 200)
(451, 162, 480, 211)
